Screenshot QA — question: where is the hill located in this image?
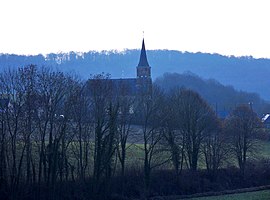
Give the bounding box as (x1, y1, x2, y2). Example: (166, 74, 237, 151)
(155, 72, 270, 116)
(0, 50, 270, 99)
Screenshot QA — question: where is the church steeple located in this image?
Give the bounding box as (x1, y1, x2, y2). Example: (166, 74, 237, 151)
(138, 39, 150, 67)
(136, 38, 152, 95)
(137, 39, 151, 78)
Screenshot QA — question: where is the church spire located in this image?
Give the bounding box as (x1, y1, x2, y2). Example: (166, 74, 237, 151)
(136, 38, 152, 95)
(137, 38, 150, 67)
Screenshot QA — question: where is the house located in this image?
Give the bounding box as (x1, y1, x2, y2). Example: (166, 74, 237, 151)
(262, 114, 270, 129)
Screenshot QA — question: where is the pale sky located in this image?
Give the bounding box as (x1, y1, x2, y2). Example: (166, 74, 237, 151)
(0, 0, 270, 58)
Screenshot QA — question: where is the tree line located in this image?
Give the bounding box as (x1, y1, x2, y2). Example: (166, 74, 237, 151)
(0, 65, 265, 200)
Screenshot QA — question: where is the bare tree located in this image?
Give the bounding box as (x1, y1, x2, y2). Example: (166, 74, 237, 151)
(175, 89, 217, 171)
(0, 90, 9, 190)
(18, 65, 38, 185)
(202, 120, 228, 177)
(0, 67, 26, 195)
(136, 85, 167, 197)
(224, 105, 262, 175)
(69, 80, 92, 180)
(161, 91, 185, 179)
(34, 67, 69, 191)
(114, 83, 136, 193)
(87, 74, 120, 199)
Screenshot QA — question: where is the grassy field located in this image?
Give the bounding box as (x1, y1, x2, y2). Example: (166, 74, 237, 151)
(259, 140, 270, 159)
(124, 140, 270, 170)
(186, 190, 270, 200)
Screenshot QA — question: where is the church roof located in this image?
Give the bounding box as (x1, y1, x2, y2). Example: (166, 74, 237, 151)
(137, 39, 150, 67)
(88, 78, 137, 96)
(110, 78, 137, 96)
(0, 98, 9, 112)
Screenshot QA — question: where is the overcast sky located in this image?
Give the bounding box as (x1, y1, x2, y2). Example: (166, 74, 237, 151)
(0, 0, 270, 58)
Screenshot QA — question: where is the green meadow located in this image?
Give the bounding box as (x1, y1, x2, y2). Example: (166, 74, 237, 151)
(186, 190, 270, 200)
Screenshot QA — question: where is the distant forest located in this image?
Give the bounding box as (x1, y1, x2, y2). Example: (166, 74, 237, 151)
(155, 72, 270, 117)
(1, 50, 270, 100)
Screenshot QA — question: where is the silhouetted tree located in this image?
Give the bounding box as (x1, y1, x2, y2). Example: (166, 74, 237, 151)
(202, 120, 228, 176)
(161, 90, 184, 179)
(88, 74, 119, 199)
(136, 85, 167, 197)
(116, 93, 135, 193)
(69, 80, 92, 180)
(0, 67, 26, 197)
(176, 89, 217, 171)
(18, 65, 38, 185)
(224, 105, 262, 175)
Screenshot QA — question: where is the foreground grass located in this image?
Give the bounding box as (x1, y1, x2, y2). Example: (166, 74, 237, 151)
(187, 190, 270, 200)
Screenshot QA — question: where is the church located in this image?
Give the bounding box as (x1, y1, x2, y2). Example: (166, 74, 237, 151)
(102, 39, 153, 96)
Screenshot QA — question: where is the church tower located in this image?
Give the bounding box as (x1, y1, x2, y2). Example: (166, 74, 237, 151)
(136, 39, 152, 95)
